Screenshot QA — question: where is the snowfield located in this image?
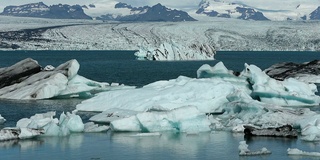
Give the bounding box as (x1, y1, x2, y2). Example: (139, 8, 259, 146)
(1, 16, 320, 51)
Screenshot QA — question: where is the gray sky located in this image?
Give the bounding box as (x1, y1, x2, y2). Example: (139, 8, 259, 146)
(0, 0, 201, 11)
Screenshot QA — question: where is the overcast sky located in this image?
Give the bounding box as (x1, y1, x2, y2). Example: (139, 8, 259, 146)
(0, 0, 201, 11)
(0, 0, 319, 12)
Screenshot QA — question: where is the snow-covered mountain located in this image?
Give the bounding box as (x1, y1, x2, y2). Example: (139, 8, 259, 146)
(0, 2, 196, 22)
(0, 2, 92, 19)
(195, 0, 320, 21)
(196, 0, 269, 21)
(96, 3, 197, 22)
(310, 6, 320, 20)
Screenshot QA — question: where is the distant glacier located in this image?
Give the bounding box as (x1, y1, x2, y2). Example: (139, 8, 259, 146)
(0, 16, 320, 52)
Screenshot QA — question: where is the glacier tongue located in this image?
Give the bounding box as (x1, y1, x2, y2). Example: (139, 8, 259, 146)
(135, 42, 215, 61)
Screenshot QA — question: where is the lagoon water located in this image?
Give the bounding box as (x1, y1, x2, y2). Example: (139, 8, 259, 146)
(0, 50, 319, 160)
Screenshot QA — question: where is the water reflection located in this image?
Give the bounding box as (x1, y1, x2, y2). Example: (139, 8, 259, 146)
(110, 132, 211, 157)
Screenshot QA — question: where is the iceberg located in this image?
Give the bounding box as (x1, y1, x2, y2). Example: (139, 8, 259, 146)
(241, 63, 320, 106)
(134, 42, 215, 61)
(89, 108, 141, 123)
(265, 60, 320, 84)
(16, 111, 108, 137)
(0, 127, 44, 141)
(76, 75, 237, 113)
(76, 61, 320, 133)
(0, 114, 5, 124)
(0, 58, 128, 100)
(288, 148, 320, 157)
(294, 115, 320, 141)
(110, 106, 211, 133)
(238, 141, 271, 156)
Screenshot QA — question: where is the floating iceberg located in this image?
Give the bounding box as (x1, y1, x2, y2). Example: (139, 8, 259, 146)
(265, 60, 320, 84)
(76, 61, 320, 133)
(0, 114, 5, 124)
(76, 75, 237, 113)
(0, 127, 44, 141)
(0, 58, 129, 100)
(110, 106, 211, 133)
(16, 112, 108, 137)
(239, 141, 271, 156)
(134, 42, 215, 61)
(288, 148, 320, 157)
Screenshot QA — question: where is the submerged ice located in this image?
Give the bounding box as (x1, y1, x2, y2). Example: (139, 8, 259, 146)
(76, 61, 320, 135)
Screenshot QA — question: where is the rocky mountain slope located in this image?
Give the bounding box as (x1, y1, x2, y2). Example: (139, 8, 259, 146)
(0, 2, 91, 19)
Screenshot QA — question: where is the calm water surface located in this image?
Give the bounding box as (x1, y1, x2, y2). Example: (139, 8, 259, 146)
(0, 50, 319, 160)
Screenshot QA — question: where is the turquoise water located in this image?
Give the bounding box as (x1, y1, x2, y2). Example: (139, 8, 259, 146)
(0, 50, 319, 160)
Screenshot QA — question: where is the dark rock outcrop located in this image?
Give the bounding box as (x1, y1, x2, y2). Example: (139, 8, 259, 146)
(98, 3, 197, 22)
(265, 60, 320, 81)
(244, 125, 298, 138)
(310, 6, 320, 20)
(0, 58, 41, 89)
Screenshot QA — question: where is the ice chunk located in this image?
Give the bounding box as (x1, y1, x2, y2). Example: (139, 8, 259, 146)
(288, 148, 320, 156)
(110, 106, 211, 133)
(83, 122, 109, 132)
(0, 127, 44, 141)
(241, 63, 320, 106)
(18, 128, 44, 139)
(0, 59, 124, 100)
(59, 112, 84, 133)
(295, 115, 320, 141)
(44, 65, 55, 71)
(77, 76, 237, 113)
(197, 62, 234, 78)
(0, 114, 6, 124)
(16, 111, 86, 136)
(238, 141, 271, 156)
(219, 89, 316, 129)
(89, 108, 141, 123)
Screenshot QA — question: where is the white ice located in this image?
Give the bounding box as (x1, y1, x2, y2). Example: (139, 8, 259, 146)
(134, 42, 215, 61)
(1, 16, 320, 52)
(16, 111, 108, 137)
(110, 105, 211, 133)
(89, 108, 141, 123)
(77, 62, 320, 134)
(239, 141, 271, 156)
(0, 114, 5, 124)
(288, 148, 320, 156)
(0, 59, 129, 100)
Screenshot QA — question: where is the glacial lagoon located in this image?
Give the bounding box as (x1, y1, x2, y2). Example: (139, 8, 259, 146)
(0, 50, 319, 160)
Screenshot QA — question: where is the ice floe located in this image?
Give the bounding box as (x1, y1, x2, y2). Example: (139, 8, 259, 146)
(0, 114, 5, 124)
(288, 148, 320, 157)
(239, 141, 271, 156)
